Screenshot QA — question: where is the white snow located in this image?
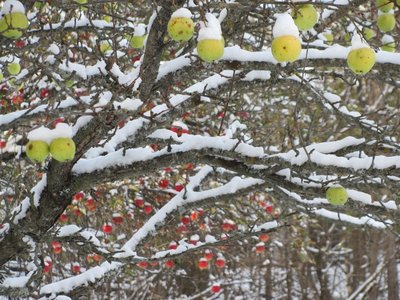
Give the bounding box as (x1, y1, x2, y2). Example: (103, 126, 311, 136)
(1, 0, 25, 14)
(27, 123, 73, 144)
(171, 8, 192, 19)
(198, 13, 223, 41)
(133, 23, 146, 36)
(351, 32, 370, 50)
(273, 13, 300, 38)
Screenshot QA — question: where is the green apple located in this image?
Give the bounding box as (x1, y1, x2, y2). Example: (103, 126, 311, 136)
(26, 140, 49, 163)
(381, 41, 396, 52)
(0, 12, 29, 39)
(347, 47, 376, 74)
(8, 63, 21, 75)
(66, 79, 75, 88)
(167, 17, 194, 42)
(0, 71, 3, 81)
(100, 42, 112, 53)
(376, 0, 394, 13)
(362, 28, 376, 41)
(291, 4, 318, 31)
(344, 33, 351, 46)
(377, 14, 396, 32)
(272, 35, 302, 63)
(326, 186, 348, 205)
(103, 16, 112, 23)
(129, 35, 146, 49)
(197, 39, 224, 62)
(50, 138, 76, 162)
(323, 33, 333, 45)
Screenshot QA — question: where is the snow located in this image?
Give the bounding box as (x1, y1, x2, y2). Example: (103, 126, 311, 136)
(113, 98, 143, 111)
(273, 13, 300, 38)
(27, 123, 73, 144)
(351, 32, 370, 50)
(40, 262, 122, 295)
(381, 34, 394, 44)
(171, 8, 192, 19)
(1, 0, 25, 14)
(315, 209, 389, 228)
(133, 23, 146, 36)
(198, 13, 223, 41)
(1, 272, 32, 288)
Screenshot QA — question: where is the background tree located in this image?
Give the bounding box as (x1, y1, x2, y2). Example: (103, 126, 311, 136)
(0, 0, 399, 298)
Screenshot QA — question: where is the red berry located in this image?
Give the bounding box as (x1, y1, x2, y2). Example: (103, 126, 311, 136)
(168, 241, 178, 250)
(51, 241, 62, 254)
(259, 233, 270, 242)
(84, 198, 96, 211)
(144, 203, 153, 215)
(137, 261, 148, 268)
(102, 223, 113, 234)
(12, 95, 23, 105)
(58, 213, 68, 223)
(15, 40, 25, 48)
(204, 250, 213, 261)
(215, 257, 226, 268)
(181, 215, 190, 225)
(255, 242, 265, 253)
(198, 258, 208, 270)
(174, 184, 184, 192)
(112, 214, 124, 225)
(159, 179, 169, 189)
(265, 205, 273, 213)
(73, 192, 85, 201)
(0, 140, 6, 149)
(165, 260, 174, 268)
(135, 198, 144, 208)
(71, 263, 80, 274)
(211, 284, 221, 293)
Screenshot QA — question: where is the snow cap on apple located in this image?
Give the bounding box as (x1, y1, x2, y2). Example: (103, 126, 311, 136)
(271, 13, 302, 63)
(197, 13, 224, 62)
(1, 0, 26, 14)
(0, 0, 29, 39)
(272, 13, 300, 39)
(167, 8, 194, 42)
(347, 32, 376, 75)
(133, 23, 146, 37)
(171, 7, 192, 19)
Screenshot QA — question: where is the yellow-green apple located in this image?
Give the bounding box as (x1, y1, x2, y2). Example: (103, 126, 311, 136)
(26, 140, 49, 162)
(326, 186, 348, 205)
(50, 138, 76, 162)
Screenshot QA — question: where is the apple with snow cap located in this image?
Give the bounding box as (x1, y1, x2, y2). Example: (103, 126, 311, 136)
(0, 0, 29, 39)
(347, 33, 376, 75)
(129, 23, 146, 49)
(326, 185, 348, 205)
(380, 34, 396, 52)
(362, 27, 376, 41)
(291, 4, 318, 31)
(271, 14, 302, 63)
(197, 13, 224, 62)
(376, 0, 394, 13)
(377, 13, 396, 32)
(167, 8, 194, 42)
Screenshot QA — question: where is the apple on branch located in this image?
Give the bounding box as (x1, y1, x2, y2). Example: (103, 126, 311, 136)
(167, 8, 194, 42)
(271, 14, 302, 63)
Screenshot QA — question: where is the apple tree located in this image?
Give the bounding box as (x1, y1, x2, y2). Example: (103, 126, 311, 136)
(0, 0, 399, 298)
